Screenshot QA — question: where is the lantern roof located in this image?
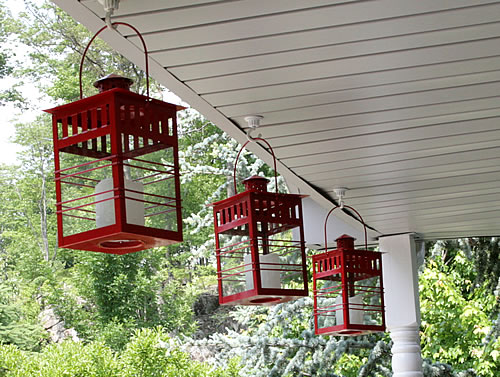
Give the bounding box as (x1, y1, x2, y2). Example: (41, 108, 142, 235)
(93, 73, 133, 85)
(243, 175, 270, 192)
(336, 234, 355, 242)
(209, 186, 307, 209)
(243, 175, 269, 184)
(44, 88, 186, 115)
(93, 73, 133, 91)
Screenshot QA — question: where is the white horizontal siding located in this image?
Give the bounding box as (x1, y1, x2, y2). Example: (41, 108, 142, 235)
(187, 38, 500, 93)
(203, 57, 500, 107)
(125, 0, 497, 49)
(171, 22, 500, 81)
(152, 3, 500, 68)
(293, 139, 500, 177)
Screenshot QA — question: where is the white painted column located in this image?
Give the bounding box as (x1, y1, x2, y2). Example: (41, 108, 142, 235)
(379, 234, 423, 377)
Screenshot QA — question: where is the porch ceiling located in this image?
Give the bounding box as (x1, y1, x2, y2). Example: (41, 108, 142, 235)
(52, 0, 500, 240)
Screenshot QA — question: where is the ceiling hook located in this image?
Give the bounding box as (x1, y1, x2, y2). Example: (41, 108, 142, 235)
(244, 115, 263, 142)
(333, 187, 348, 209)
(99, 0, 120, 30)
(105, 10, 116, 30)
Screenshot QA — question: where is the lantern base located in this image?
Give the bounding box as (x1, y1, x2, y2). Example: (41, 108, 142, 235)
(59, 225, 182, 254)
(219, 288, 307, 306)
(315, 324, 385, 337)
(98, 239, 145, 251)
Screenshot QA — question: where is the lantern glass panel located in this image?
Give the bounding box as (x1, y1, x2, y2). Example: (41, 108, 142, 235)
(254, 227, 305, 290)
(315, 273, 383, 331)
(124, 147, 179, 233)
(58, 141, 114, 237)
(217, 231, 251, 297)
(56, 141, 179, 238)
(315, 275, 343, 330)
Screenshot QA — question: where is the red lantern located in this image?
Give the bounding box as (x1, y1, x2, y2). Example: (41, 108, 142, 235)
(44, 23, 183, 254)
(211, 139, 308, 305)
(313, 207, 385, 336)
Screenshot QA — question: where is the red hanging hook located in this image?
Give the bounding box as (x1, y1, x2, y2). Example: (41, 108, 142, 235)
(79, 22, 150, 100)
(233, 138, 279, 194)
(323, 204, 368, 252)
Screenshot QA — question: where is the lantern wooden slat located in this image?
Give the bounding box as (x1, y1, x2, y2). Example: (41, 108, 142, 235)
(212, 175, 308, 306)
(45, 82, 184, 255)
(313, 234, 385, 336)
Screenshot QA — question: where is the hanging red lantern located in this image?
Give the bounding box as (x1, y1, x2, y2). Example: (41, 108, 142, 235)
(313, 206, 385, 336)
(211, 137, 308, 305)
(44, 23, 183, 254)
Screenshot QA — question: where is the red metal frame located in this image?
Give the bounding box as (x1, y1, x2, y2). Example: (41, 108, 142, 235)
(45, 88, 183, 254)
(212, 176, 308, 306)
(313, 234, 385, 336)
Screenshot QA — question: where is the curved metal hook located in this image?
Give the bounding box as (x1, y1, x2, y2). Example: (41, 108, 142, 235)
(105, 11, 116, 30)
(246, 127, 262, 142)
(333, 187, 348, 209)
(99, 0, 119, 29)
(324, 204, 368, 252)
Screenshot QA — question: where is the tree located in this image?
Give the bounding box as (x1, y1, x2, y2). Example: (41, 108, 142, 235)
(0, 0, 24, 107)
(419, 240, 500, 376)
(0, 282, 43, 351)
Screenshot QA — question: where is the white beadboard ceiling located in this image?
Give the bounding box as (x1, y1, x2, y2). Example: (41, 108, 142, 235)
(52, 0, 500, 241)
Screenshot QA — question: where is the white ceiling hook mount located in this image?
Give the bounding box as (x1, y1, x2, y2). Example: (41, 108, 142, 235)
(244, 115, 264, 142)
(98, 0, 120, 29)
(333, 187, 349, 209)
(98, 0, 120, 12)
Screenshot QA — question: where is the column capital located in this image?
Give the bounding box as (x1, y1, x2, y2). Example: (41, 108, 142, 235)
(379, 233, 421, 328)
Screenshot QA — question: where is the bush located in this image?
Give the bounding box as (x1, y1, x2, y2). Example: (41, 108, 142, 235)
(0, 328, 240, 377)
(0, 344, 27, 376)
(15, 341, 119, 377)
(120, 327, 239, 377)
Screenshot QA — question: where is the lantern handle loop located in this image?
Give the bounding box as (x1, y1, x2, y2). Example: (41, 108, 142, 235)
(233, 137, 279, 195)
(324, 204, 368, 252)
(79, 22, 150, 100)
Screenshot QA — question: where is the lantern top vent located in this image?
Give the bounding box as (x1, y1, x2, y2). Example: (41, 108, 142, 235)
(243, 175, 269, 193)
(93, 73, 133, 92)
(336, 234, 355, 251)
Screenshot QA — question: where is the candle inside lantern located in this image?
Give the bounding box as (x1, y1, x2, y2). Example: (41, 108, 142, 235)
(244, 253, 281, 290)
(95, 178, 145, 228)
(336, 294, 364, 325)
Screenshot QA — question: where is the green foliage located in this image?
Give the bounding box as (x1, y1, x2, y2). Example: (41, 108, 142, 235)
(120, 327, 206, 377)
(0, 328, 240, 377)
(0, 0, 200, 351)
(45, 251, 198, 345)
(0, 344, 27, 376)
(1, 341, 119, 377)
(0, 0, 24, 107)
(334, 353, 365, 377)
(0, 283, 44, 351)
(420, 242, 500, 376)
